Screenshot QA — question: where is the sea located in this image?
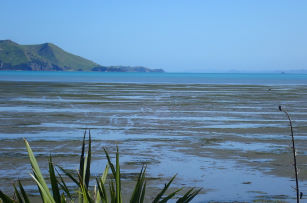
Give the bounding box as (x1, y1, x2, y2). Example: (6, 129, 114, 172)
(0, 71, 307, 84)
(0, 71, 307, 202)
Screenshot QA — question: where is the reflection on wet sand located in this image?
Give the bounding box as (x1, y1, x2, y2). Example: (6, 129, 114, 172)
(0, 81, 307, 202)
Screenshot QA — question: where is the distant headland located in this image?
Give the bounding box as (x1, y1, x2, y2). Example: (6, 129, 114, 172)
(0, 40, 164, 72)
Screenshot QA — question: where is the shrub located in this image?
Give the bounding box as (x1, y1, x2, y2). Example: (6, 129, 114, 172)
(0, 131, 201, 203)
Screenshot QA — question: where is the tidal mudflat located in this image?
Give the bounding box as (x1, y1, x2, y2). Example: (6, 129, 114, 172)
(1, 81, 307, 202)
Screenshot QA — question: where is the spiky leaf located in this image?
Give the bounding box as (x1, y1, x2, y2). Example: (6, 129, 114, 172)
(13, 184, 23, 203)
(18, 180, 30, 203)
(152, 175, 177, 203)
(0, 190, 15, 203)
(24, 139, 54, 203)
(49, 156, 61, 203)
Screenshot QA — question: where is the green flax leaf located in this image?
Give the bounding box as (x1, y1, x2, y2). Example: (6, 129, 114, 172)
(24, 139, 54, 203)
(18, 180, 30, 203)
(49, 156, 61, 203)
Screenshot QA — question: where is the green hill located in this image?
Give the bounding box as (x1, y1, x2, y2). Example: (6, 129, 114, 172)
(0, 40, 99, 71)
(0, 40, 164, 72)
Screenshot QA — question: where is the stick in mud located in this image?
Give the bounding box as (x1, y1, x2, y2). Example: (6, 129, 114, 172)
(279, 105, 301, 203)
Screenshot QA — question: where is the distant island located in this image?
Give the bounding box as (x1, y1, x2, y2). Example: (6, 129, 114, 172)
(0, 40, 164, 72)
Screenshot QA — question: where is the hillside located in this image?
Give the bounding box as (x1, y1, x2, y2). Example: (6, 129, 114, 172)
(0, 40, 164, 72)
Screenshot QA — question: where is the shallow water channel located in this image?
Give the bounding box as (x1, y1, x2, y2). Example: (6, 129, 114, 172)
(1, 81, 307, 202)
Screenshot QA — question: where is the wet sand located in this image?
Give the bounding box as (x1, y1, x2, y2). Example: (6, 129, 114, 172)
(0, 81, 307, 202)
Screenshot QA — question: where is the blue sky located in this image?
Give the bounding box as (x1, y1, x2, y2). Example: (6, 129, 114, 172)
(1, 0, 307, 72)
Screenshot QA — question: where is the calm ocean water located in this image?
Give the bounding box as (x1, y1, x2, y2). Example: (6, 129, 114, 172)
(0, 71, 307, 84)
(0, 71, 307, 201)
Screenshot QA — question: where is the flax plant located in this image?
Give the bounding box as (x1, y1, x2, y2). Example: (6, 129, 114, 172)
(0, 130, 201, 203)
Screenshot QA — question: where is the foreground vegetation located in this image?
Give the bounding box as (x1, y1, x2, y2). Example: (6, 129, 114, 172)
(0, 131, 201, 203)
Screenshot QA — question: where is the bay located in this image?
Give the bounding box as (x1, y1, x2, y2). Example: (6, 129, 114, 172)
(0, 71, 307, 84)
(0, 71, 307, 202)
